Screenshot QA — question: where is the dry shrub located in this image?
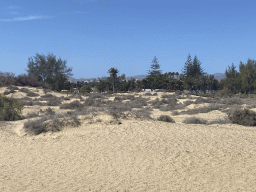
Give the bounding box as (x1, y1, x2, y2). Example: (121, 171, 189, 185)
(19, 88, 30, 93)
(4, 89, 15, 95)
(218, 97, 243, 105)
(41, 94, 54, 99)
(43, 89, 52, 94)
(208, 118, 231, 125)
(26, 91, 39, 97)
(60, 100, 84, 110)
(171, 111, 179, 116)
(26, 112, 40, 119)
(46, 97, 62, 106)
(127, 96, 148, 108)
(45, 107, 55, 115)
(180, 104, 222, 115)
(183, 117, 207, 124)
(228, 108, 256, 126)
(157, 115, 175, 123)
(23, 114, 81, 135)
(7, 85, 19, 90)
(144, 92, 153, 96)
(183, 100, 193, 106)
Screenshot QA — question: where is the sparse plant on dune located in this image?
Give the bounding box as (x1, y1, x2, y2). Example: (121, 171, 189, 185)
(183, 117, 207, 124)
(157, 115, 175, 123)
(23, 113, 81, 135)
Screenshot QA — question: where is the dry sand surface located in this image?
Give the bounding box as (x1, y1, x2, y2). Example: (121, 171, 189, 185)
(1, 87, 256, 191)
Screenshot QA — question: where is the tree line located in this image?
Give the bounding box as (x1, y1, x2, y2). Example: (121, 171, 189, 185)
(1, 52, 255, 95)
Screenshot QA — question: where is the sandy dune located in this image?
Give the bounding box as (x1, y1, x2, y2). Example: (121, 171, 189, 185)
(0, 87, 256, 191)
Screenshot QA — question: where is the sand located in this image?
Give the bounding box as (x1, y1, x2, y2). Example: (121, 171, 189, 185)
(0, 87, 256, 191)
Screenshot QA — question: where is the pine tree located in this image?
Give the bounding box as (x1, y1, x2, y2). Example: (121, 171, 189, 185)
(182, 54, 193, 77)
(192, 55, 204, 76)
(148, 56, 161, 76)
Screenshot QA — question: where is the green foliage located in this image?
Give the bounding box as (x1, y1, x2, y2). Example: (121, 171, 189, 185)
(182, 54, 204, 78)
(108, 67, 119, 93)
(0, 72, 16, 87)
(239, 59, 256, 94)
(26, 53, 73, 92)
(0, 94, 24, 121)
(148, 56, 161, 76)
(80, 85, 92, 93)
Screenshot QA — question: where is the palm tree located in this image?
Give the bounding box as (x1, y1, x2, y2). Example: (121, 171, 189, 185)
(108, 68, 119, 93)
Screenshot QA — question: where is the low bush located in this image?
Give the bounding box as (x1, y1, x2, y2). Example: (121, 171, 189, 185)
(41, 94, 54, 99)
(43, 89, 52, 94)
(26, 91, 39, 97)
(183, 117, 207, 124)
(45, 107, 56, 115)
(180, 104, 222, 115)
(7, 85, 19, 90)
(144, 92, 153, 96)
(60, 100, 84, 110)
(171, 111, 179, 116)
(208, 118, 231, 125)
(4, 89, 15, 95)
(19, 88, 31, 93)
(127, 96, 148, 108)
(0, 94, 24, 121)
(218, 97, 243, 105)
(157, 115, 175, 123)
(228, 108, 256, 126)
(46, 97, 62, 106)
(183, 100, 193, 106)
(23, 114, 81, 135)
(26, 112, 40, 119)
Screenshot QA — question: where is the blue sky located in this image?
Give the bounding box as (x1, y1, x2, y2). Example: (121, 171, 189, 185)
(1, 0, 256, 79)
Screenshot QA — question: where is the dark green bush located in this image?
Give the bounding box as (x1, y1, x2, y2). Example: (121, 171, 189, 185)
(0, 94, 24, 121)
(228, 108, 256, 126)
(157, 115, 175, 123)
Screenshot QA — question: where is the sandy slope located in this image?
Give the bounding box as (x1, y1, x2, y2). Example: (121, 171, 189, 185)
(0, 87, 256, 191)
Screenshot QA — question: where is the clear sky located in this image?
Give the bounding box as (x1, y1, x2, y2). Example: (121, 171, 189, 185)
(1, 0, 256, 79)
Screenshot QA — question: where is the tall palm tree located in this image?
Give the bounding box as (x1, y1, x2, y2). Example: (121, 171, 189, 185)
(108, 68, 119, 93)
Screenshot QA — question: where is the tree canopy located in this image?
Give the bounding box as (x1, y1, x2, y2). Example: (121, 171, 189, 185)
(26, 53, 73, 91)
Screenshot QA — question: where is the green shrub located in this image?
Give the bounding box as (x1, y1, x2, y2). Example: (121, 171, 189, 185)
(80, 85, 92, 93)
(183, 117, 207, 124)
(228, 108, 256, 126)
(157, 115, 175, 123)
(0, 94, 24, 121)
